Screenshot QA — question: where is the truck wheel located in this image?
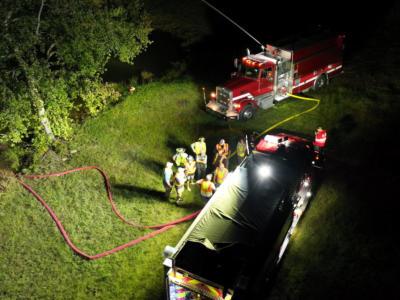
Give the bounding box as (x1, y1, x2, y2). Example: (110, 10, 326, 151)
(314, 74, 328, 90)
(240, 105, 255, 121)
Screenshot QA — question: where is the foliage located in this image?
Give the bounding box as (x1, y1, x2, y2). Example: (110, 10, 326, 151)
(0, 0, 152, 167)
(0, 80, 205, 299)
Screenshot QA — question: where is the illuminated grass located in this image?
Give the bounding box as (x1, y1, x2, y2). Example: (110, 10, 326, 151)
(1, 73, 399, 299)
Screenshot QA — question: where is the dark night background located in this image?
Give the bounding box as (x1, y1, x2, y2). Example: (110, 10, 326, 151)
(124, 0, 397, 85)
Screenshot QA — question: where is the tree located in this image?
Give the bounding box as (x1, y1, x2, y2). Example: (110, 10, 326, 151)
(0, 0, 152, 164)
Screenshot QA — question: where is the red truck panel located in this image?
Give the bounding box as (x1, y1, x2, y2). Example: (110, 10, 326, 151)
(293, 37, 343, 78)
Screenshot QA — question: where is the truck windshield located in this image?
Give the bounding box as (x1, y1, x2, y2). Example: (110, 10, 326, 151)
(239, 65, 260, 79)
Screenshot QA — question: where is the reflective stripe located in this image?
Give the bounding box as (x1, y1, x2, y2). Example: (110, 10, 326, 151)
(175, 154, 187, 166)
(185, 161, 196, 174)
(237, 143, 245, 157)
(174, 174, 185, 186)
(232, 92, 254, 101)
(200, 180, 213, 196)
(215, 168, 227, 184)
(293, 65, 342, 89)
(314, 131, 327, 146)
(216, 143, 229, 156)
(193, 141, 206, 154)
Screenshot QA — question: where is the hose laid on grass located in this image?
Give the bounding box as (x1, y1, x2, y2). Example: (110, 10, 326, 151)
(229, 93, 320, 158)
(17, 166, 200, 260)
(16, 94, 319, 259)
(257, 93, 320, 138)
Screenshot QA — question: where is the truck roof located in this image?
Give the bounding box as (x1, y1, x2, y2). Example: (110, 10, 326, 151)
(270, 26, 338, 51)
(266, 27, 344, 63)
(173, 134, 314, 289)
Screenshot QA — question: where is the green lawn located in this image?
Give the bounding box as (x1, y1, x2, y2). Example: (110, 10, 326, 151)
(1, 72, 399, 299)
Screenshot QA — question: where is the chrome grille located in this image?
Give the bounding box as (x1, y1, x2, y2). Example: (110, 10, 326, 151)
(216, 86, 232, 107)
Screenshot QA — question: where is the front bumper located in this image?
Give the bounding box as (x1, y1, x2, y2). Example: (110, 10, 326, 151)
(205, 101, 239, 120)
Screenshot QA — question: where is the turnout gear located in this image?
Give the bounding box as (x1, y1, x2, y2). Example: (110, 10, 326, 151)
(314, 127, 327, 148)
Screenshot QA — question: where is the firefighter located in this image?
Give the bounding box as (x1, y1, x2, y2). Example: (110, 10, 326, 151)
(213, 161, 228, 188)
(163, 162, 174, 199)
(314, 126, 327, 152)
(236, 137, 247, 165)
(196, 174, 216, 203)
(174, 167, 187, 205)
(249, 131, 259, 150)
(173, 148, 188, 167)
(185, 155, 196, 191)
(195, 149, 207, 180)
(214, 139, 230, 169)
(191, 137, 206, 156)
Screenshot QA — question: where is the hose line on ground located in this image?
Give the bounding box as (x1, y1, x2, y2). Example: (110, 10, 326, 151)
(229, 93, 320, 158)
(17, 166, 200, 260)
(16, 93, 320, 260)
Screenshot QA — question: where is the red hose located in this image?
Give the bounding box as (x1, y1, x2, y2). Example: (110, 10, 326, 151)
(17, 166, 200, 260)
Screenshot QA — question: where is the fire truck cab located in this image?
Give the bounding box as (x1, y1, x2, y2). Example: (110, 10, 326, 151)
(206, 29, 345, 120)
(163, 133, 321, 299)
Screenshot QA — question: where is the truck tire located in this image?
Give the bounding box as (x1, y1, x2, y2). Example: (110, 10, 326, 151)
(240, 105, 255, 121)
(313, 73, 328, 90)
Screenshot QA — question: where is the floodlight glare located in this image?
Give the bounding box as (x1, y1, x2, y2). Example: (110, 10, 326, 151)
(258, 165, 272, 178)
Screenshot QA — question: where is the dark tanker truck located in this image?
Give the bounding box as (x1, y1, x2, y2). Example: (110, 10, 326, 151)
(162, 133, 321, 299)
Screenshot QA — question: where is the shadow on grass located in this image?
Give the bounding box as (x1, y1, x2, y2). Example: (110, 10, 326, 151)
(166, 132, 191, 154)
(136, 157, 165, 176)
(112, 183, 165, 201)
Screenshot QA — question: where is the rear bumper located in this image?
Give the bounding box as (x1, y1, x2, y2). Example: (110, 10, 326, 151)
(205, 102, 239, 121)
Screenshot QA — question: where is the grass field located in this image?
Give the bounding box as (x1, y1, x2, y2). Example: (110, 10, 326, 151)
(1, 62, 399, 300)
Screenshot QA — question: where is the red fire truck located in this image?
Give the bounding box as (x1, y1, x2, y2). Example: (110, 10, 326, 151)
(206, 30, 345, 120)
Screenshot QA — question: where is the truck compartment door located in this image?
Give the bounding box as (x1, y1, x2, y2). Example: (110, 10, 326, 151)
(256, 93, 274, 109)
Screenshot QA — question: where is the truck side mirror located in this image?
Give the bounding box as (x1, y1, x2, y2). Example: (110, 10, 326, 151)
(234, 58, 238, 69)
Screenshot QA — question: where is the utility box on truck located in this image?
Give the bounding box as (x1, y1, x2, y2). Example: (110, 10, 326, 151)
(163, 133, 321, 299)
(206, 29, 345, 120)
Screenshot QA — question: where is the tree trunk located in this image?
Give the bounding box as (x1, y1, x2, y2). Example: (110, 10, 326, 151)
(13, 47, 56, 142)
